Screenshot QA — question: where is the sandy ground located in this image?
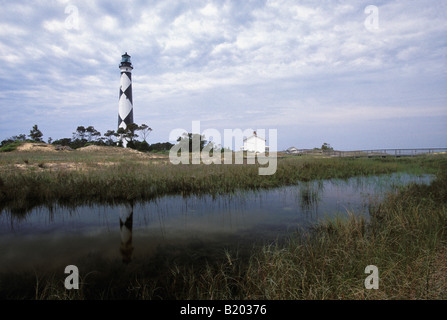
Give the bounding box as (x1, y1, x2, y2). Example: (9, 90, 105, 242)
(6, 143, 282, 171)
(16, 143, 61, 152)
(76, 144, 168, 159)
(15, 142, 166, 158)
(6, 143, 169, 172)
(13, 162, 87, 171)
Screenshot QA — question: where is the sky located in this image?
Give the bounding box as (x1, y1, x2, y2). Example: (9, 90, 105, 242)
(0, 0, 446, 151)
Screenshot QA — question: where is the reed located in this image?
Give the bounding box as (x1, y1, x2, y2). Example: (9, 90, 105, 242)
(171, 165, 447, 300)
(1, 151, 444, 213)
(1, 151, 446, 299)
(7, 168, 446, 299)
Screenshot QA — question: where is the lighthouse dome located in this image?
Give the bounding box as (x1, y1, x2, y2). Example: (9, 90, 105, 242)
(120, 52, 132, 68)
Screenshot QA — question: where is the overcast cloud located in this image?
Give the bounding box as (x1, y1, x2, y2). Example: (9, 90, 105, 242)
(0, 0, 446, 150)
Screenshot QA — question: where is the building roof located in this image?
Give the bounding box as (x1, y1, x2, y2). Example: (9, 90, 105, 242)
(243, 131, 266, 142)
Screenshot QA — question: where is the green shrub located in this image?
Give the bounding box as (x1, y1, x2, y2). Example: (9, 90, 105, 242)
(0, 140, 23, 152)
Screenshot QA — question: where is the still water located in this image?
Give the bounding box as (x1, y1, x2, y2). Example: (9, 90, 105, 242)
(0, 173, 433, 274)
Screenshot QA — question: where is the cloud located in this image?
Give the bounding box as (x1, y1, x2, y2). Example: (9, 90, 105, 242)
(0, 0, 446, 150)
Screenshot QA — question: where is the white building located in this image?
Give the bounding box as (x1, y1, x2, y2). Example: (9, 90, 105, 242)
(286, 146, 301, 154)
(242, 131, 267, 153)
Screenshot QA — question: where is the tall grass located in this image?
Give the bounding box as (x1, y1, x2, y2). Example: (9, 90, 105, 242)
(1, 152, 446, 299)
(169, 166, 447, 300)
(9, 163, 445, 300)
(1, 153, 445, 213)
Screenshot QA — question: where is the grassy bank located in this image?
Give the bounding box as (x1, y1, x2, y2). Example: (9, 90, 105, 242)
(5, 156, 445, 300)
(1, 148, 445, 213)
(1, 148, 446, 299)
(162, 166, 447, 299)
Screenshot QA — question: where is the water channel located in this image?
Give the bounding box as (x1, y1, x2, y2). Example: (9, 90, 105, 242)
(0, 173, 433, 278)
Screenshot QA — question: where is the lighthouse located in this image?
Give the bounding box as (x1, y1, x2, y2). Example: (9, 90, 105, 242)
(119, 203, 134, 264)
(118, 52, 134, 147)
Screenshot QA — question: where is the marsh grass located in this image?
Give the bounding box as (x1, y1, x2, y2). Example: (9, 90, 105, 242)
(18, 168, 447, 300)
(1, 150, 444, 213)
(1, 150, 446, 299)
(135, 165, 444, 301)
(177, 167, 447, 300)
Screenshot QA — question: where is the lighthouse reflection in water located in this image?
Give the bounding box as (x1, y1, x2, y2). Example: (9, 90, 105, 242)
(119, 203, 134, 264)
(0, 173, 435, 273)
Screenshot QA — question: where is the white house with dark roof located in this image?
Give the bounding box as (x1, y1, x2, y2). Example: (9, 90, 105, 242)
(242, 131, 267, 153)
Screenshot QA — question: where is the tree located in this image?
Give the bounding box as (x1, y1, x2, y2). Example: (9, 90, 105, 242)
(117, 123, 139, 148)
(69, 126, 88, 148)
(29, 124, 43, 142)
(116, 127, 126, 147)
(133, 140, 150, 152)
(202, 140, 220, 156)
(95, 136, 107, 146)
(12, 134, 26, 142)
(148, 142, 174, 152)
(321, 142, 333, 151)
(1, 138, 15, 148)
(52, 138, 72, 146)
(85, 126, 101, 142)
(73, 126, 86, 141)
(104, 130, 119, 146)
(124, 123, 139, 145)
(126, 123, 139, 136)
(138, 124, 152, 143)
(176, 133, 207, 152)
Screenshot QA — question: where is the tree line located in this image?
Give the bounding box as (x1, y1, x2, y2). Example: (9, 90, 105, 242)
(0, 123, 174, 153)
(1, 124, 231, 154)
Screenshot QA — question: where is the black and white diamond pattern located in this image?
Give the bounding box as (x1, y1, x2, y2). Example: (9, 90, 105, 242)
(119, 204, 134, 263)
(118, 71, 133, 129)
